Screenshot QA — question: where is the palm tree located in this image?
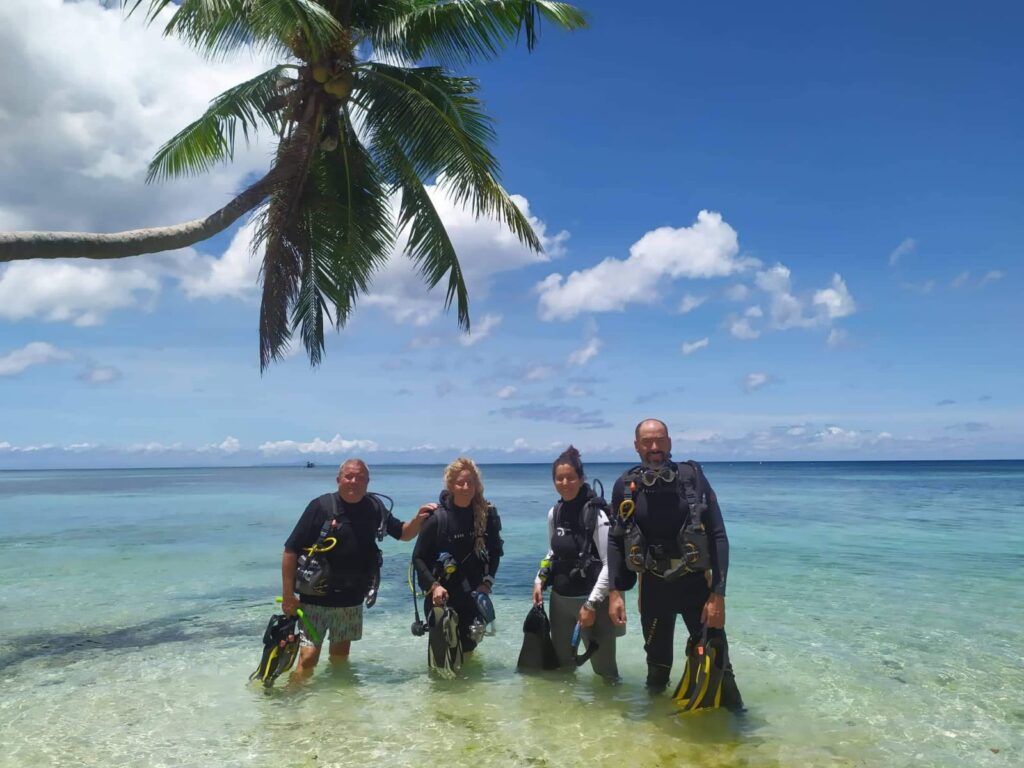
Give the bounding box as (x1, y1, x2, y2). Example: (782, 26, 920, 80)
(0, 0, 586, 369)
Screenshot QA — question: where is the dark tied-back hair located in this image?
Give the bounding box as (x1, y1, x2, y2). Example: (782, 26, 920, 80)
(552, 445, 585, 480)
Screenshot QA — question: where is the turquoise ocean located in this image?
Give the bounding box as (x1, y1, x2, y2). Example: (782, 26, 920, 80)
(1, 461, 1021, 767)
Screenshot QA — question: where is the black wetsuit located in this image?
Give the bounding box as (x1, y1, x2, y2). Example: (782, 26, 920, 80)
(412, 491, 503, 652)
(547, 486, 604, 597)
(607, 461, 741, 703)
(285, 493, 404, 608)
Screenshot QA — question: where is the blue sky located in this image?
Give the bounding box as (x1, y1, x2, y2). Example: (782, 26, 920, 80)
(0, 0, 1021, 468)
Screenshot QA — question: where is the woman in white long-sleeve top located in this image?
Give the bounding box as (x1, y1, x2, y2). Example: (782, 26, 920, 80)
(532, 446, 621, 680)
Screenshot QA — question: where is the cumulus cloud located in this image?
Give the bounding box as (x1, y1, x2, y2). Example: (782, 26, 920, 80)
(889, 238, 916, 266)
(678, 422, 902, 457)
(458, 313, 502, 347)
(568, 337, 602, 366)
(681, 338, 709, 355)
(729, 264, 856, 339)
(496, 385, 517, 399)
(0, 1, 271, 234)
(678, 294, 706, 314)
(176, 219, 261, 300)
(728, 316, 761, 340)
(724, 284, 750, 302)
(743, 372, 771, 392)
(826, 328, 848, 348)
(0, 342, 72, 376)
(492, 404, 612, 429)
(536, 211, 757, 321)
(78, 365, 121, 384)
(0, 260, 161, 326)
(258, 434, 379, 456)
(813, 274, 856, 319)
(199, 436, 241, 453)
(364, 189, 567, 326)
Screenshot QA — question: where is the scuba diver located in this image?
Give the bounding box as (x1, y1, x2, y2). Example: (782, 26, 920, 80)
(412, 457, 503, 673)
(281, 458, 432, 675)
(606, 419, 744, 711)
(529, 446, 620, 680)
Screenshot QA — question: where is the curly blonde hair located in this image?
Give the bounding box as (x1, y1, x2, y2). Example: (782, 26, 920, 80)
(443, 456, 489, 554)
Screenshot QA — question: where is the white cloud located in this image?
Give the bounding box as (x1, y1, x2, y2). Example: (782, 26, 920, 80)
(258, 434, 379, 456)
(0, 342, 72, 376)
(199, 436, 241, 454)
(127, 441, 185, 453)
(950, 271, 970, 288)
(0, 0, 271, 237)
(525, 365, 555, 381)
(813, 274, 856, 319)
(567, 337, 602, 366)
(736, 264, 855, 337)
(536, 210, 758, 321)
(743, 372, 771, 392)
(0, 260, 160, 325)
(681, 338, 709, 355)
(826, 328, 848, 348)
(78, 365, 121, 384)
(0, 2, 281, 327)
(496, 385, 517, 399)
(511, 438, 530, 451)
(459, 313, 502, 347)
(176, 219, 261, 300)
(364, 189, 567, 326)
(979, 270, 1005, 287)
(677, 294, 707, 314)
(889, 238, 916, 266)
(755, 264, 791, 294)
(724, 284, 750, 301)
(728, 317, 760, 340)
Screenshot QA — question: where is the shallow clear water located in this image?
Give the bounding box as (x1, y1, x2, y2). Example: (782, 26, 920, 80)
(1, 462, 1021, 767)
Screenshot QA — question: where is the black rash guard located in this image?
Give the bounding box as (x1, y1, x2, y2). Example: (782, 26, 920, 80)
(413, 491, 502, 596)
(285, 493, 404, 608)
(607, 462, 730, 595)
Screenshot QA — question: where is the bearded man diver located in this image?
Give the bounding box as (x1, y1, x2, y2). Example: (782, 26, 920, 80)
(607, 419, 744, 710)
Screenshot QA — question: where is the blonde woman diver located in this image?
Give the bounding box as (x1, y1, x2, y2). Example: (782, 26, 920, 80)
(412, 457, 503, 654)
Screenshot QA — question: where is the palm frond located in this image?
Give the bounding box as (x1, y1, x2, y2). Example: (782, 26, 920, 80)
(131, 0, 346, 62)
(147, 65, 292, 182)
(355, 62, 540, 252)
(374, 131, 469, 329)
(255, 114, 321, 370)
(371, 0, 587, 68)
(314, 108, 396, 329)
(267, 107, 395, 367)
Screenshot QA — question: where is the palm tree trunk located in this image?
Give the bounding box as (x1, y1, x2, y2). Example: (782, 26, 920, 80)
(0, 172, 275, 263)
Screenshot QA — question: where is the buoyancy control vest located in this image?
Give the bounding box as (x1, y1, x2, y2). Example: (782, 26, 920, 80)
(615, 461, 710, 581)
(432, 492, 503, 594)
(546, 481, 609, 593)
(295, 492, 393, 606)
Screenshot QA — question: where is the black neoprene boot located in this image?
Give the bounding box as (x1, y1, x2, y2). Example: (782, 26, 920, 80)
(720, 666, 746, 713)
(645, 663, 671, 693)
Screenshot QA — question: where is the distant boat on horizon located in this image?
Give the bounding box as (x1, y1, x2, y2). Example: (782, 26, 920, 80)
(305, 461, 315, 468)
